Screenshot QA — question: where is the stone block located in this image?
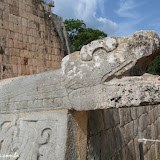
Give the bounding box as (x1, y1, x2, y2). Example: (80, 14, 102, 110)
(0, 28, 7, 36)
(21, 65, 26, 74)
(143, 125, 152, 152)
(133, 119, 138, 138)
(13, 39, 19, 48)
(0, 110, 69, 160)
(103, 108, 120, 129)
(137, 107, 144, 118)
(25, 66, 30, 75)
(9, 5, 19, 16)
(14, 32, 19, 40)
(87, 135, 101, 160)
(8, 38, 14, 48)
(133, 137, 140, 160)
(88, 110, 104, 135)
(12, 64, 18, 73)
(149, 109, 154, 124)
(113, 126, 124, 151)
(0, 2, 5, 10)
(13, 24, 19, 33)
(0, 54, 2, 63)
(142, 106, 149, 114)
(154, 119, 160, 139)
(128, 140, 136, 160)
(121, 145, 133, 160)
(17, 64, 21, 75)
(153, 107, 159, 121)
(2, 20, 9, 30)
(2, 55, 10, 64)
(131, 107, 137, 120)
(139, 113, 148, 131)
(22, 27, 27, 35)
(9, 14, 18, 24)
(119, 108, 132, 126)
(150, 145, 156, 160)
(151, 123, 156, 140)
(100, 129, 117, 160)
(111, 151, 123, 160)
(123, 122, 134, 145)
(11, 56, 18, 64)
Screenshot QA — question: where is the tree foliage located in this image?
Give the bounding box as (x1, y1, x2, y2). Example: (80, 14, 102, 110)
(64, 19, 160, 75)
(147, 55, 160, 75)
(64, 19, 107, 51)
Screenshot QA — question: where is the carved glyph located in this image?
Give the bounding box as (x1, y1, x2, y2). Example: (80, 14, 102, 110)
(0, 111, 68, 160)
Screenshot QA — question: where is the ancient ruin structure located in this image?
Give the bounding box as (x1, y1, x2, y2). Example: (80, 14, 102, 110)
(0, 30, 160, 160)
(0, 0, 71, 79)
(0, 0, 160, 160)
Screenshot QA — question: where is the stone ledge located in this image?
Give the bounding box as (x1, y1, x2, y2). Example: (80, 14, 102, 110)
(0, 30, 160, 113)
(0, 70, 159, 113)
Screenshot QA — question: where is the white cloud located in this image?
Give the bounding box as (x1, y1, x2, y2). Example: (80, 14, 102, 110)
(52, 0, 118, 35)
(115, 0, 139, 18)
(94, 16, 118, 35)
(114, 0, 146, 37)
(46, 0, 148, 37)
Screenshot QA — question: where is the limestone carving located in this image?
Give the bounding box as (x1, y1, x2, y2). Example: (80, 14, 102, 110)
(0, 31, 160, 112)
(62, 31, 160, 87)
(0, 30, 160, 160)
(0, 112, 68, 160)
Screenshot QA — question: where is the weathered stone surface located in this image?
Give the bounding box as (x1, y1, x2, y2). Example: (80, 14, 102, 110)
(51, 14, 73, 55)
(100, 129, 117, 159)
(0, 30, 160, 112)
(1, 5, 160, 160)
(66, 111, 88, 160)
(0, 110, 88, 160)
(0, 69, 160, 113)
(133, 119, 138, 137)
(0, 110, 68, 160)
(0, 0, 70, 79)
(131, 107, 137, 120)
(62, 30, 160, 89)
(87, 105, 160, 160)
(68, 74, 160, 110)
(87, 135, 101, 160)
(128, 140, 136, 160)
(139, 113, 148, 131)
(88, 110, 104, 135)
(119, 108, 132, 126)
(121, 145, 133, 160)
(0, 70, 71, 113)
(103, 108, 120, 129)
(121, 122, 134, 145)
(134, 137, 140, 159)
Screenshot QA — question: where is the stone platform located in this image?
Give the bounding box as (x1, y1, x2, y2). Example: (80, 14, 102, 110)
(0, 31, 160, 160)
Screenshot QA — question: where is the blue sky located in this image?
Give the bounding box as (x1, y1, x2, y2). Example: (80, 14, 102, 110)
(45, 0, 160, 37)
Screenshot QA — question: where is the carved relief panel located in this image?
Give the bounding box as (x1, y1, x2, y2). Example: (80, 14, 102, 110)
(0, 111, 68, 160)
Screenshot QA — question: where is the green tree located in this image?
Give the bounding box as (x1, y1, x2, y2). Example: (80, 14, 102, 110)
(64, 19, 107, 51)
(147, 55, 160, 75)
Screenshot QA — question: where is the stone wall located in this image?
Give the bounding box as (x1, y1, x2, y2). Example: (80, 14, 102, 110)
(0, 30, 160, 160)
(0, 0, 69, 79)
(87, 105, 160, 160)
